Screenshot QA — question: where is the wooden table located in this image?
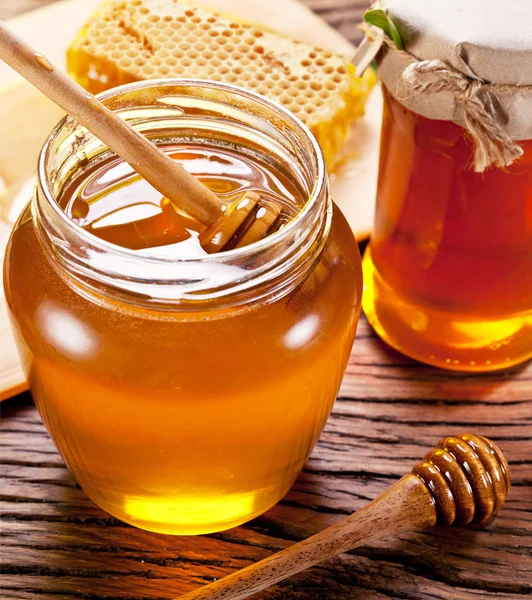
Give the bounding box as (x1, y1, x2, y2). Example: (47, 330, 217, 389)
(1, 2, 531, 599)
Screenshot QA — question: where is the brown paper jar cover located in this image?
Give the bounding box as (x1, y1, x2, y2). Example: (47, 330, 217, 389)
(378, 0, 532, 141)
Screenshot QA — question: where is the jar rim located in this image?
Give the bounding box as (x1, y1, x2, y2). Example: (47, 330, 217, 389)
(34, 78, 330, 308)
(37, 78, 326, 266)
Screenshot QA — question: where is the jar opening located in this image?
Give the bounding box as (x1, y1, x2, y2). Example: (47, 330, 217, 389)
(34, 79, 330, 309)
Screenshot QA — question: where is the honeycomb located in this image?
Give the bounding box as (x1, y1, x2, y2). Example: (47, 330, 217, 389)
(66, 0, 375, 168)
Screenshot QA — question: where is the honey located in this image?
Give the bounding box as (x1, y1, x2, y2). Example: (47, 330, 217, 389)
(362, 88, 532, 371)
(63, 144, 297, 252)
(4, 80, 363, 534)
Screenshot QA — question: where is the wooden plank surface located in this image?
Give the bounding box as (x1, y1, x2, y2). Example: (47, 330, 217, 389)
(1, 1, 532, 600)
(2, 318, 531, 600)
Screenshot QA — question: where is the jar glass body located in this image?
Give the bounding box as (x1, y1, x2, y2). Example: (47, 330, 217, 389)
(363, 86, 532, 371)
(4, 80, 362, 534)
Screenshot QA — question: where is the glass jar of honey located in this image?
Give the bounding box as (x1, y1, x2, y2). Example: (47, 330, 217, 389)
(4, 80, 362, 534)
(362, 0, 532, 371)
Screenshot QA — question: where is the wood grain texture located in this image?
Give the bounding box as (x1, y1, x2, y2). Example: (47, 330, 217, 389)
(1, 1, 532, 600)
(2, 319, 531, 600)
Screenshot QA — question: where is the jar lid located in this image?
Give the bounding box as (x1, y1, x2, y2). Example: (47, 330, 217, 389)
(374, 0, 532, 170)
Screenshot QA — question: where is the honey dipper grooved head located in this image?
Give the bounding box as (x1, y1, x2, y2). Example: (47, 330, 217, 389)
(412, 434, 511, 526)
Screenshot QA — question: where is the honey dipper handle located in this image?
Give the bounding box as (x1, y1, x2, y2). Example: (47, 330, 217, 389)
(0, 21, 223, 227)
(177, 475, 437, 600)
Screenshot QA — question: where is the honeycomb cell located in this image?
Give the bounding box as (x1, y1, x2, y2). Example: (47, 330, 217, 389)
(67, 0, 376, 168)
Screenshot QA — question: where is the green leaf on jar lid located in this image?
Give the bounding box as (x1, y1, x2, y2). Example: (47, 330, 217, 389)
(363, 8, 404, 50)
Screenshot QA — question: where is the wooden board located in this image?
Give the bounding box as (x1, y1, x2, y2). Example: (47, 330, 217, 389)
(2, 318, 531, 599)
(0, 0, 380, 400)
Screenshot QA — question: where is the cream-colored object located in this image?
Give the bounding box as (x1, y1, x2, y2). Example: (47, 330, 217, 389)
(66, 0, 374, 168)
(379, 0, 532, 141)
(0, 0, 381, 400)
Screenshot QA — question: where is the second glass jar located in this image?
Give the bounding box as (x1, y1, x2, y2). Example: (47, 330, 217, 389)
(363, 86, 532, 371)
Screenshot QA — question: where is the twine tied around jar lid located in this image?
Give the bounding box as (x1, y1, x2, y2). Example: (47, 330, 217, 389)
(360, 8, 532, 172)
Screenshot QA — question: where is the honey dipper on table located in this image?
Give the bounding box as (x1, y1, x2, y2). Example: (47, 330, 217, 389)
(178, 433, 511, 600)
(0, 21, 281, 253)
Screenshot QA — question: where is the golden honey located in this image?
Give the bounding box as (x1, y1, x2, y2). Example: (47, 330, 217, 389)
(362, 88, 532, 371)
(4, 81, 362, 534)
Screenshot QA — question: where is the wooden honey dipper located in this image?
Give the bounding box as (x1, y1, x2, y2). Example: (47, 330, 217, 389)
(0, 22, 281, 253)
(178, 433, 511, 600)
